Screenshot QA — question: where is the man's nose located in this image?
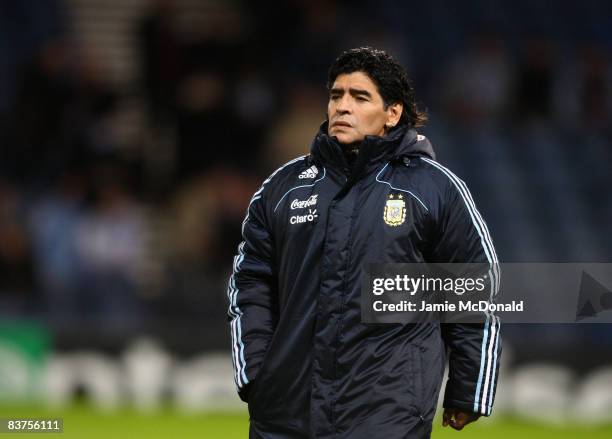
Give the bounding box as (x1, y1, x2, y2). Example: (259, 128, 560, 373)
(335, 95, 351, 113)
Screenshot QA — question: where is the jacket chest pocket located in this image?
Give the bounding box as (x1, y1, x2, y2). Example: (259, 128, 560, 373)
(398, 342, 426, 417)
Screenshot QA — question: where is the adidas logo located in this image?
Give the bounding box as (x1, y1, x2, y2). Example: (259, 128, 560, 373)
(298, 165, 319, 179)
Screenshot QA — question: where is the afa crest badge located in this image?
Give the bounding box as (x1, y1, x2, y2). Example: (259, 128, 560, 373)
(384, 194, 406, 226)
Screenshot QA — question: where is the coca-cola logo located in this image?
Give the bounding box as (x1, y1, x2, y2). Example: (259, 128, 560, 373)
(290, 195, 318, 210)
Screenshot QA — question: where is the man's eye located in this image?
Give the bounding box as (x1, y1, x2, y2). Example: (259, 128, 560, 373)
(330, 95, 339, 101)
(356, 96, 367, 102)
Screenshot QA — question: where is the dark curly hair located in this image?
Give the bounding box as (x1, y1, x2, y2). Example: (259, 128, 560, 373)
(327, 47, 427, 128)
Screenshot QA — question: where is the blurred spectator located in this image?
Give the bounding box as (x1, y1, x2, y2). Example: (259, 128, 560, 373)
(139, 0, 182, 124)
(74, 161, 150, 329)
(553, 43, 612, 131)
(0, 181, 35, 314)
(28, 169, 86, 324)
(4, 38, 119, 188)
(168, 166, 257, 276)
(4, 39, 76, 184)
(0, 0, 66, 114)
(232, 63, 277, 164)
(156, 166, 256, 323)
(287, 0, 342, 81)
(244, 0, 304, 73)
(576, 44, 611, 130)
(439, 31, 515, 126)
(174, 64, 247, 179)
(205, 167, 259, 272)
(516, 37, 556, 121)
(265, 81, 326, 166)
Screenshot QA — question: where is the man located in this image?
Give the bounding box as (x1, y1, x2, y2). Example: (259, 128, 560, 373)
(228, 47, 501, 438)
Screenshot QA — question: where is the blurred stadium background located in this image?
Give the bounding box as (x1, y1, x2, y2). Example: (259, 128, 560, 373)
(0, 0, 611, 437)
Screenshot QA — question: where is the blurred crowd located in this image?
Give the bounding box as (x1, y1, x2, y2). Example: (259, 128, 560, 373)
(0, 0, 610, 352)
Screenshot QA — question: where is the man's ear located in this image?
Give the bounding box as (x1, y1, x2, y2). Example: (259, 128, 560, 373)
(385, 103, 403, 129)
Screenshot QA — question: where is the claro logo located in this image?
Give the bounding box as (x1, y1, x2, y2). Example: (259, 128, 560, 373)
(290, 209, 318, 225)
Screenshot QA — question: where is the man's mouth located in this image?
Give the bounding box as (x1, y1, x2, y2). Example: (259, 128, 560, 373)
(332, 121, 351, 128)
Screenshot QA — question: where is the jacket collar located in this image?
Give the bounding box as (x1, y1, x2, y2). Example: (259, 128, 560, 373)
(310, 121, 436, 181)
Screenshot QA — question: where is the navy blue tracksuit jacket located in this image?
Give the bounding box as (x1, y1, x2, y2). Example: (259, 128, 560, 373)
(228, 123, 501, 438)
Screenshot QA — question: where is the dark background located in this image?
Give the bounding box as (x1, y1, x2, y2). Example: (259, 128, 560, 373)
(0, 0, 611, 373)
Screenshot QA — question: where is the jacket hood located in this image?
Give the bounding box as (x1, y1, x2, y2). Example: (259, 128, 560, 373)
(310, 121, 436, 178)
(393, 126, 436, 160)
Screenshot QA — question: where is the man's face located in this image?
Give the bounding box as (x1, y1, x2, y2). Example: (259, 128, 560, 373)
(327, 71, 401, 145)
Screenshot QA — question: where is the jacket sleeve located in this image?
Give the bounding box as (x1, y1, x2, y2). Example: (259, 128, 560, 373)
(227, 188, 277, 402)
(430, 172, 501, 417)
